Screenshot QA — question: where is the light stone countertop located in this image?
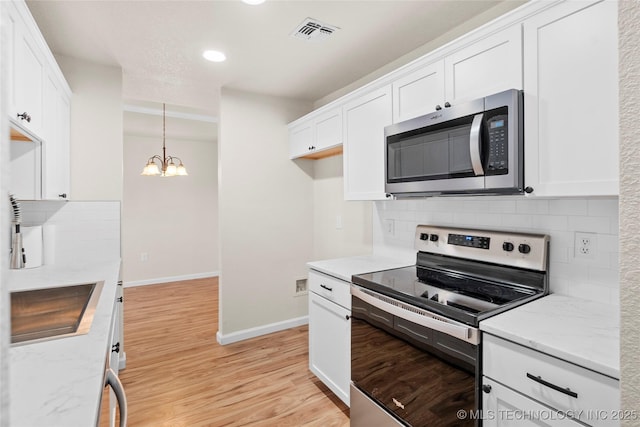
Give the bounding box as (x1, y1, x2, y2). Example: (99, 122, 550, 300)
(480, 293, 620, 379)
(8, 261, 121, 427)
(307, 254, 414, 282)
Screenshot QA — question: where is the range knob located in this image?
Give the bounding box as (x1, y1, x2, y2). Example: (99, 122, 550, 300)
(419, 233, 429, 241)
(518, 244, 531, 254)
(502, 242, 514, 252)
(429, 234, 439, 242)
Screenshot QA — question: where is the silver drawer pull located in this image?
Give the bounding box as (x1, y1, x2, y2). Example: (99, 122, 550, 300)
(526, 372, 578, 398)
(320, 284, 333, 292)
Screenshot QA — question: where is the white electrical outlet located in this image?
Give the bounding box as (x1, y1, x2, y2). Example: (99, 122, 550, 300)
(140, 252, 149, 262)
(574, 232, 596, 259)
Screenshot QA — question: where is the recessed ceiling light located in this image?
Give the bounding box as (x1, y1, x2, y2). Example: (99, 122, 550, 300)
(202, 50, 227, 62)
(242, 0, 265, 4)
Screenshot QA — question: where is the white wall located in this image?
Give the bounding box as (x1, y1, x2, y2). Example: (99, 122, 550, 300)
(619, 0, 640, 419)
(55, 55, 123, 201)
(312, 155, 372, 260)
(122, 133, 218, 284)
(218, 88, 312, 339)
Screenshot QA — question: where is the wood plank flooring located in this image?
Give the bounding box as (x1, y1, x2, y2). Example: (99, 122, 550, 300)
(116, 277, 350, 426)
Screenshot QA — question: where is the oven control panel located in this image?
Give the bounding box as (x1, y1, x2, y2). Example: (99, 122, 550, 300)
(414, 225, 549, 272)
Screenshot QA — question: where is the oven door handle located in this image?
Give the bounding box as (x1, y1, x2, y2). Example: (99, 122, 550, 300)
(105, 367, 128, 427)
(351, 286, 479, 344)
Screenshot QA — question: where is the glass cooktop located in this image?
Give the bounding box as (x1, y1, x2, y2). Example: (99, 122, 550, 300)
(352, 256, 546, 326)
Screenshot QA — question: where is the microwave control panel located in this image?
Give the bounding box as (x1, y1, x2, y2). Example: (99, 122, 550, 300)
(486, 114, 508, 175)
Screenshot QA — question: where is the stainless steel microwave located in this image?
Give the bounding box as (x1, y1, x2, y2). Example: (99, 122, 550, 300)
(384, 89, 523, 197)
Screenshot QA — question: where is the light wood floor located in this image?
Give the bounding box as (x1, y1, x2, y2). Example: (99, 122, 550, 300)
(116, 277, 350, 426)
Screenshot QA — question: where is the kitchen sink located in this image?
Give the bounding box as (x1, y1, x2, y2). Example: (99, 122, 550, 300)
(10, 282, 104, 345)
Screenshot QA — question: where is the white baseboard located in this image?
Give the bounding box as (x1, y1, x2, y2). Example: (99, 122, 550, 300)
(216, 315, 309, 345)
(124, 271, 219, 287)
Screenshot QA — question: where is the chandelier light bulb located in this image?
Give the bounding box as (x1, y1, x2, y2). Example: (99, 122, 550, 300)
(165, 161, 178, 177)
(176, 163, 188, 176)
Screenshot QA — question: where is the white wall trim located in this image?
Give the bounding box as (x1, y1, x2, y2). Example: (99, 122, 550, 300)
(216, 316, 309, 345)
(123, 271, 219, 288)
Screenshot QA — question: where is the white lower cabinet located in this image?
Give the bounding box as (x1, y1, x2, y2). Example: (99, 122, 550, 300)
(483, 334, 619, 427)
(308, 270, 351, 406)
(483, 378, 582, 427)
(105, 283, 126, 427)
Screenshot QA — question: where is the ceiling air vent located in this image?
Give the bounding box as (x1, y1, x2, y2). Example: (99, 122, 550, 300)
(290, 18, 339, 42)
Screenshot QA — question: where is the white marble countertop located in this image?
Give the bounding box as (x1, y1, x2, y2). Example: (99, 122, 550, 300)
(307, 255, 413, 282)
(8, 261, 121, 427)
(480, 293, 620, 379)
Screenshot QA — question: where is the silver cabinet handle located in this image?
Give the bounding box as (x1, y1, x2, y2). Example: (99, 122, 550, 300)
(469, 113, 484, 176)
(105, 368, 128, 427)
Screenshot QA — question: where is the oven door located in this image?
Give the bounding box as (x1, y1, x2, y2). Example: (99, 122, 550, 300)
(351, 286, 480, 427)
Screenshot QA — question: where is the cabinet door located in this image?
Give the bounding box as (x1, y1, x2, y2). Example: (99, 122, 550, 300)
(12, 15, 44, 137)
(42, 74, 70, 200)
(289, 121, 313, 159)
(483, 378, 584, 427)
(392, 61, 445, 123)
(314, 108, 342, 151)
(9, 140, 42, 200)
(343, 86, 392, 200)
(445, 24, 523, 105)
(309, 292, 350, 406)
(523, 0, 618, 197)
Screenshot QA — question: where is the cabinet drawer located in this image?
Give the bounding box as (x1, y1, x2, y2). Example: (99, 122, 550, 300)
(308, 270, 351, 310)
(483, 334, 619, 427)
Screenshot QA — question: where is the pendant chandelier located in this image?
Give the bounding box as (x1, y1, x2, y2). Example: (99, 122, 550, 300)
(141, 103, 188, 177)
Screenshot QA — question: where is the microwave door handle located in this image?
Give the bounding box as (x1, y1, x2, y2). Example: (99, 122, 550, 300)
(469, 113, 484, 176)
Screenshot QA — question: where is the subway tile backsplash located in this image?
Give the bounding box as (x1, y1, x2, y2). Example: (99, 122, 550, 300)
(372, 196, 619, 305)
(19, 201, 121, 266)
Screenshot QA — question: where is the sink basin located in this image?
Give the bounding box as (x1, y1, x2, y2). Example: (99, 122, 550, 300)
(11, 282, 104, 345)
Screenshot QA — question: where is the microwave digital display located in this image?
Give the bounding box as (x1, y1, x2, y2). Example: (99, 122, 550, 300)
(490, 119, 505, 129)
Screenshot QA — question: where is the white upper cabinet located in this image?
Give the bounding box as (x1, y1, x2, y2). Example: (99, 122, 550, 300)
(392, 61, 445, 123)
(444, 24, 523, 105)
(9, 3, 45, 137)
(392, 24, 522, 124)
(42, 72, 71, 200)
(523, 0, 618, 197)
(5, 0, 72, 200)
(289, 121, 314, 159)
(289, 108, 342, 160)
(343, 86, 392, 201)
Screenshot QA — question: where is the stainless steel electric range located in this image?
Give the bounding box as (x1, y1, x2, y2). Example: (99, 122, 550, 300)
(350, 225, 549, 427)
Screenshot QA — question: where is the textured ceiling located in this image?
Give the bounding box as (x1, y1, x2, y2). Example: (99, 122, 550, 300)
(26, 0, 515, 118)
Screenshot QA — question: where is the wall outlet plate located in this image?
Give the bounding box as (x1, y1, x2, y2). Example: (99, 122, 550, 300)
(574, 232, 596, 259)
